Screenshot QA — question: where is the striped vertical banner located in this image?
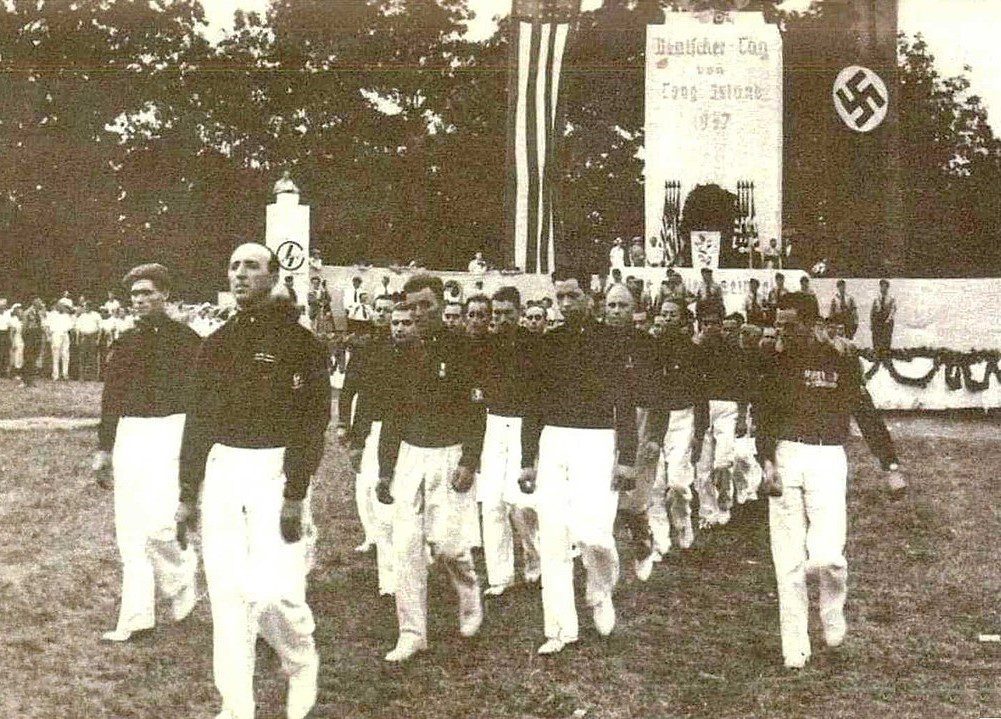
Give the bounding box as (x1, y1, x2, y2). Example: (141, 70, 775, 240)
(506, 0, 580, 274)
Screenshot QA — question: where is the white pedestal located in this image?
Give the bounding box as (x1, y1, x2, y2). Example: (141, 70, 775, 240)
(266, 192, 311, 318)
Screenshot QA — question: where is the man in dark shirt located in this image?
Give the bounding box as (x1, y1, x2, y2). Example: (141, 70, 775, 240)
(476, 287, 541, 597)
(756, 293, 903, 671)
(519, 278, 638, 655)
(644, 297, 705, 554)
(92, 263, 201, 642)
(338, 293, 394, 564)
(177, 243, 330, 719)
(374, 274, 485, 663)
(344, 293, 396, 595)
(693, 306, 751, 528)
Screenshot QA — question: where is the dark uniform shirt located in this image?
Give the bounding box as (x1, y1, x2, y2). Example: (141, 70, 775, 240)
(645, 334, 709, 441)
(98, 313, 202, 452)
(698, 338, 756, 403)
(376, 333, 487, 476)
(346, 333, 393, 451)
(480, 328, 537, 419)
(520, 322, 638, 468)
(755, 340, 896, 467)
(179, 302, 331, 503)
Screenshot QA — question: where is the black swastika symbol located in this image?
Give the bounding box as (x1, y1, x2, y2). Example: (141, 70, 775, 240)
(835, 69, 886, 129)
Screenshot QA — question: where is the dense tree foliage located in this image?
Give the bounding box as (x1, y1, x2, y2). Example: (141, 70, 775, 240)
(1, 0, 998, 301)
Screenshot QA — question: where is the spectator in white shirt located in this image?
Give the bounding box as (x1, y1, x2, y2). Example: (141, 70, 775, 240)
(609, 238, 626, 269)
(347, 291, 372, 333)
(0, 298, 10, 377)
(344, 276, 364, 313)
(49, 300, 75, 380)
(8, 304, 24, 377)
(75, 302, 103, 381)
(467, 251, 488, 274)
(102, 290, 121, 315)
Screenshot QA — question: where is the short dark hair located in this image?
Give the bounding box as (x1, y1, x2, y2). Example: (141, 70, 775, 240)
(402, 273, 444, 302)
(749, 278, 759, 286)
(463, 294, 491, 312)
(122, 263, 170, 292)
(775, 272, 785, 281)
(492, 286, 521, 307)
(836, 279, 846, 287)
(726, 312, 745, 324)
(879, 278, 890, 287)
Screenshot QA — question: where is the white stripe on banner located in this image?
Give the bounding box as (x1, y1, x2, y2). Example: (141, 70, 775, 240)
(512, 19, 570, 274)
(546, 23, 569, 273)
(534, 22, 550, 275)
(514, 21, 532, 273)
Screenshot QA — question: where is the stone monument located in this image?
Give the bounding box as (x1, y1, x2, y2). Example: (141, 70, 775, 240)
(265, 172, 310, 314)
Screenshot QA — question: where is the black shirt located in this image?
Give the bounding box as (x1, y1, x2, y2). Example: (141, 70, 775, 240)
(479, 328, 537, 418)
(755, 340, 896, 467)
(98, 313, 202, 452)
(179, 302, 331, 503)
(520, 321, 638, 468)
(376, 333, 486, 476)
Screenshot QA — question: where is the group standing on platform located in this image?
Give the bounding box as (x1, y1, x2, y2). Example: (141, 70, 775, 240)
(88, 247, 909, 719)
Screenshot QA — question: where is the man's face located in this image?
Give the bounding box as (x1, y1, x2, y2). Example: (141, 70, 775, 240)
(442, 303, 463, 332)
(660, 301, 683, 329)
(651, 315, 667, 337)
(555, 282, 585, 322)
(373, 298, 394, 328)
(800, 279, 809, 291)
(750, 281, 759, 295)
(406, 287, 442, 337)
(722, 318, 740, 341)
(775, 309, 809, 349)
(228, 244, 276, 308)
(701, 270, 712, 284)
(604, 287, 634, 329)
(390, 309, 418, 345)
(524, 307, 546, 334)
(130, 279, 168, 319)
(465, 301, 490, 338)
(827, 322, 845, 339)
(492, 300, 519, 333)
(700, 314, 722, 340)
(776, 275, 785, 288)
(310, 278, 320, 289)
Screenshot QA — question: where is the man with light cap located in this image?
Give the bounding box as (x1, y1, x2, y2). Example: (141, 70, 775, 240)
(93, 262, 201, 642)
(519, 278, 638, 655)
(178, 242, 330, 719)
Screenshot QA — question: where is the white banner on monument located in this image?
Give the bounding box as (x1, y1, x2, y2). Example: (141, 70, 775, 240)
(644, 13, 782, 261)
(691, 230, 721, 269)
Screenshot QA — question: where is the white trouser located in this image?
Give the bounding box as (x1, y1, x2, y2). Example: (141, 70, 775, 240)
(652, 407, 696, 553)
(359, 421, 394, 593)
(478, 413, 541, 587)
(733, 436, 762, 504)
(50, 331, 70, 379)
(111, 414, 196, 632)
(10, 335, 24, 370)
(201, 445, 317, 719)
(536, 426, 618, 642)
(695, 400, 738, 524)
(769, 440, 848, 665)
(391, 442, 481, 647)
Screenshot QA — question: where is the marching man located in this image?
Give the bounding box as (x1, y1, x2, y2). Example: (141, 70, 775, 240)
(346, 293, 398, 596)
(519, 278, 638, 655)
(375, 275, 485, 662)
(477, 287, 541, 596)
(177, 243, 330, 719)
(93, 263, 200, 642)
(756, 292, 902, 670)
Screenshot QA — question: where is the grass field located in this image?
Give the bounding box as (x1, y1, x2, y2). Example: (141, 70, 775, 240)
(0, 384, 998, 718)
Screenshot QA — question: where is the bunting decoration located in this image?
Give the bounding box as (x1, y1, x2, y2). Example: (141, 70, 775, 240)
(505, 0, 582, 274)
